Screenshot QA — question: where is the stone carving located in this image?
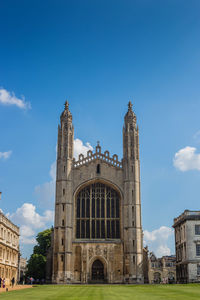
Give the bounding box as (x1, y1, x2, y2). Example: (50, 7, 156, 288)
(103, 248, 108, 259)
(82, 249, 87, 262)
(73, 143, 122, 169)
(109, 249, 114, 262)
(95, 245, 101, 256)
(88, 248, 94, 260)
(52, 102, 143, 284)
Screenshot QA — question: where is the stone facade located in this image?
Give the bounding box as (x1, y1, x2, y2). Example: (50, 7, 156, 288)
(0, 211, 19, 285)
(18, 257, 27, 283)
(173, 210, 200, 283)
(147, 252, 176, 284)
(52, 101, 143, 284)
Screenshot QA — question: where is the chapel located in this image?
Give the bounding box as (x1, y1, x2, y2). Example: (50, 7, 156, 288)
(51, 101, 143, 283)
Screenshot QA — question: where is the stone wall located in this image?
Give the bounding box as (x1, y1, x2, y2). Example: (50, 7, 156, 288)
(0, 212, 19, 285)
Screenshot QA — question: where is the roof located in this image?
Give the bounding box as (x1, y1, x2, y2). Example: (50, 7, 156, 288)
(173, 210, 200, 227)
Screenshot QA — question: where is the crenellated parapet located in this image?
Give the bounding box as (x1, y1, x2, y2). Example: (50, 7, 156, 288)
(73, 143, 122, 169)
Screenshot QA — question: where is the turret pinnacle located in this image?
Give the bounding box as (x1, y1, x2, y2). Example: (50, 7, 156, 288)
(60, 100, 72, 122)
(65, 100, 69, 111)
(128, 101, 133, 112)
(124, 100, 136, 126)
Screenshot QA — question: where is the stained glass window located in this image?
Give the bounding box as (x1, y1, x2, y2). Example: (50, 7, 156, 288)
(76, 183, 120, 239)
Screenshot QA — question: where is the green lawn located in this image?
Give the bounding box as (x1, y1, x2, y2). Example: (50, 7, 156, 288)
(1, 284, 200, 300)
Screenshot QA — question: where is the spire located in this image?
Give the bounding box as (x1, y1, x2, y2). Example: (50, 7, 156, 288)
(65, 100, 69, 111)
(60, 100, 72, 122)
(124, 101, 137, 131)
(128, 101, 133, 112)
(124, 100, 136, 125)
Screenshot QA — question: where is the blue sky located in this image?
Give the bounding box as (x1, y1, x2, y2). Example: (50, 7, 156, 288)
(0, 0, 200, 258)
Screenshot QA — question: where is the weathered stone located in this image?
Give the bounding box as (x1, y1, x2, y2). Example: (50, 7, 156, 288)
(51, 101, 143, 284)
(0, 211, 19, 285)
(173, 210, 200, 283)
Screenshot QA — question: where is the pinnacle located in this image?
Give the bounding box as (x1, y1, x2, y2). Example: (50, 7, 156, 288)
(65, 100, 69, 111)
(128, 101, 133, 111)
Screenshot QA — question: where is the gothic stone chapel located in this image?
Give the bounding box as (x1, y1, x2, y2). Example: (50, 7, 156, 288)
(52, 101, 143, 284)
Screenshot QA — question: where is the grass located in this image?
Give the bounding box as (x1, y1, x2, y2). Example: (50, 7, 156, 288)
(1, 284, 200, 300)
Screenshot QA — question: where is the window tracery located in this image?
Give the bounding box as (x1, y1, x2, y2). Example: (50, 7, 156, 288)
(76, 183, 120, 239)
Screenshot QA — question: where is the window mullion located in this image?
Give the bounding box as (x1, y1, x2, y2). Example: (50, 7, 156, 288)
(90, 185, 92, 239)
(80, 192, 82, 237)
(105, 186, 107, 239)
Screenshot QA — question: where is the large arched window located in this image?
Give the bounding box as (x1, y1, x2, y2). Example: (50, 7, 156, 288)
(76, 183, 120, 239)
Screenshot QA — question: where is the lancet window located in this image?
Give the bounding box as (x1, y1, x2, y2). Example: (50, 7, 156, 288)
(76, 183, 120, 239)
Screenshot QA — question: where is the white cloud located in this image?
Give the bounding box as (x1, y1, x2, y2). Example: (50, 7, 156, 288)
(156, 245, 171, 257)
(144, 226, 174, 257)
(8, 203, 54, 245)
(74, 138, 93, 160)
(9, 203, 54, 229)
(173, 146, 200, 171)
(0, 88, 31, 110)
(0, 151, 12, 160)
(35, 139, 93, 207)
(20, 225, 35, 237)
(20, 236, 36, 245)
(20, 225, 36, 245)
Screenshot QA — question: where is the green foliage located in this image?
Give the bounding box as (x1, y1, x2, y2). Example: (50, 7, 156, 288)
(26, 254, 46, 279)
(33, 229, 52, 256)
(26, 228, 52, 279)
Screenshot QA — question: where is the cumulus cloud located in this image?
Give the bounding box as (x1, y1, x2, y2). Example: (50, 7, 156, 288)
(35, 139, 93, 207)
(0, 88, 31, 110)
(173, 146, 200, 171)
(0, 151, 12, 160)
(74, 138, 93, 160)
(20, 236, 36, 245)
(8, 203, 54, 229)
(8, 203, 54, 245)
(20, 225, 35, 237)
(144, 226, 174, 257)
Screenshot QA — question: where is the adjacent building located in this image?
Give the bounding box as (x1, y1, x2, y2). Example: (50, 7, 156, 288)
(18, 257, 27, 283)
(148, 252, 176, 284)
(173, 210, 200, 283)
(51, 101, 144, 284)
(0, 211, 19, 285)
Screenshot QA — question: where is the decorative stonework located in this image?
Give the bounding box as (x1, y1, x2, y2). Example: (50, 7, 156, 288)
(52, 102, 143, 284)
(88, 245, 108, 260)
(73, 144, 122, 169)
(0, 212, 19, 286)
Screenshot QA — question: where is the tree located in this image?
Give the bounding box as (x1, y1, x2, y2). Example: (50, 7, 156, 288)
(33, 229, 52, 256)
(26, 228, 52, 280)
(26, 254, 46, 279)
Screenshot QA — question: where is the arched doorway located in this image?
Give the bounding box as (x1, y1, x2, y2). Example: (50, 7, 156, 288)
(168, 272, 175, 284)
(92, 260, 104, 281)
(154, 272, 161, 283)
